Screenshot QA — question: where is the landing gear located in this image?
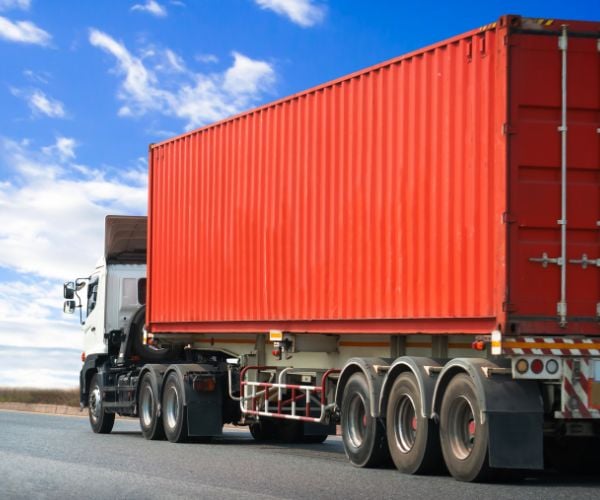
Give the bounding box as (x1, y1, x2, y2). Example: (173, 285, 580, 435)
(341, 373, 389, 467)
(88, 373, 115, 434)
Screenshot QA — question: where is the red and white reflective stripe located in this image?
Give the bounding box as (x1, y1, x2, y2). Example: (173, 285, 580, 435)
(556, 358, 600, 419)
(562, 359, 592, 417)
(503, 337, 600, 356)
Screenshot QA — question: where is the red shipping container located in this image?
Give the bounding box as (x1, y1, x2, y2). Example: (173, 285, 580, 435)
(147, 15, 600, 338)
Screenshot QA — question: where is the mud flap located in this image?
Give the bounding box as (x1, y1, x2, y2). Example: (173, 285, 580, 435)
(487, 412, 543, 469)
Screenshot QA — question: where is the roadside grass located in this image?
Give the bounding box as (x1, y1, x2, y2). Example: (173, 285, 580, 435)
(0, 388, 79, 407)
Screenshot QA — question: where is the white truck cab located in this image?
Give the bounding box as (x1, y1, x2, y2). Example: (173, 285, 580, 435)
(64, 216, 148, 358)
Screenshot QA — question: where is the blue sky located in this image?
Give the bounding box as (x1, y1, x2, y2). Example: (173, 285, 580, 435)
(0, 0, 598, 388)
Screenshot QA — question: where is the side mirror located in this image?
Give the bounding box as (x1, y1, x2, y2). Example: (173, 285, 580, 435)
(63, 300, 76, 314)
(63, 282, 76, 299)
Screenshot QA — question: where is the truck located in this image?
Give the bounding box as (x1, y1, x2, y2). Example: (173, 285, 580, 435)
(63, 15, 600, 482)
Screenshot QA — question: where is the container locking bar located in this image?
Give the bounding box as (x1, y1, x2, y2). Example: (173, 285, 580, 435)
(529, 25, 570, 328)
(557, 24, 569, 327)
(529, 252, 563, 268)
(568, 254, 600, 269)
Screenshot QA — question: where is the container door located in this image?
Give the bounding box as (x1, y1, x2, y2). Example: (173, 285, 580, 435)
(507, 28, 600, 334)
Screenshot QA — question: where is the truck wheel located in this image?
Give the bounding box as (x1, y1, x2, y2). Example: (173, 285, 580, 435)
(249, 419, 277, 442)
(88, 374, 115, 434)
(138, 376, 165, 440)
(386, 372, 442, 474)
(341, 372, 390, 467)
(439, 373, 490, 482)
(302, 434, 328, 444)
(275, 420, 303, 443)
(162, 372, 189, 443)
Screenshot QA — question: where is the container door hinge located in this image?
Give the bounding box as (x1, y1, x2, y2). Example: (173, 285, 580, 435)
(502, 211, 516, 224)
(502, 123, 517, 135)
(502, 301, 516, 313)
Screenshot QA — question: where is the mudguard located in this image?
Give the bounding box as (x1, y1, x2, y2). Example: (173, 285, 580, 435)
(163, 363, 224, 437)
(335, 357, 393, 417)
(432, 358, 544, 470)
(378, 357, 442, 418)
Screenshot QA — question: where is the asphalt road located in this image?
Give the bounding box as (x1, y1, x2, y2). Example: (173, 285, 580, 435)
(1, 410, 599, 500)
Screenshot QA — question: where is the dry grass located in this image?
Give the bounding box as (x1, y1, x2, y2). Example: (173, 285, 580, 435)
(0, 388, 79, 407)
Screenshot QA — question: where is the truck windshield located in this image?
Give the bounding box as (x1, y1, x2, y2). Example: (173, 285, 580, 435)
(87, 276, 99, 317)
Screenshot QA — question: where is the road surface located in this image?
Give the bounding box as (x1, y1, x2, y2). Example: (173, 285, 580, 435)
(0, 410, 599, 499)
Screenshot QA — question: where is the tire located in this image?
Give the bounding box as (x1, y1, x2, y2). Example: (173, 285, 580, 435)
(249, 419, 277, 442)
(130, 307, 172, 363)
(302, 434, 328, 444)
(439, 373, 490, 482)
(341, 372, 390, 468)
(386, 372, 442, 474)
(162, 372, 189, 443)
(275, 420, 304, 443)
(88, 373, 115, 434)
(138, 376, 165, 440)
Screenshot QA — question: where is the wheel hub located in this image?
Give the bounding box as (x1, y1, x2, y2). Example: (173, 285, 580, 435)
(141, 385, 154, 427)
(89, 386, 101, 423)
(347, 393, 367, 448)
(448, 396, 476, 460)
(165, 385, 179, 430)
(394, 394, 417, 453)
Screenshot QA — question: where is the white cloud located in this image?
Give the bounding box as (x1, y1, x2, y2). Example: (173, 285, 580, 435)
(41, 137, 77, 162)
(23, 69, 50, 84)
(89, 29, 165, 117)
(0, 0, 30, 11)
(254, 0, 325, 27)
(89, 29, 275, 130)
(29, 90, 66, 117)
(11, 88, 66, 118)
(0, 136, 148, 384)
(195, 53, 218, 64)
(0, 136, 147, 281)
(0, 346, 81, 388)
(131, 0, 167, 17)
(224, 51, 274, 95)
(0, 15, 51, 45)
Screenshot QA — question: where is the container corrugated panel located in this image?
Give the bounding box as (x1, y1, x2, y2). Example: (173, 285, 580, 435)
(147, 15, 600, 337)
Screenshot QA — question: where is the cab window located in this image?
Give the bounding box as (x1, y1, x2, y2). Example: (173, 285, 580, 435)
(87, 276, 99, 316)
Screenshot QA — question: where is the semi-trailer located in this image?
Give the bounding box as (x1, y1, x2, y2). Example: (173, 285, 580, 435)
(63, 15, 600, 481)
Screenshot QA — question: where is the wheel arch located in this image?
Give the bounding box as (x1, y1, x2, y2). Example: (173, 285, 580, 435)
(335, 357, 392, 417)
(378, 357, 442, 419)
(79, 354, 109, 407)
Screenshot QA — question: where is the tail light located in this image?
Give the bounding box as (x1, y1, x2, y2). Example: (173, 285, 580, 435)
(193, 375, 216, 392)
(512, 356, 561, 379)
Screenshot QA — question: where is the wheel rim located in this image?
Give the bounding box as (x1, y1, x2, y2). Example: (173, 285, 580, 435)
(447, 396, 476, 460)
(89, 385, 101, 424)
(140, 384, 154, 428)
(164, 384, 179, 430)
(393, 393, 417, 453)
(347, 393, 368, 448)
